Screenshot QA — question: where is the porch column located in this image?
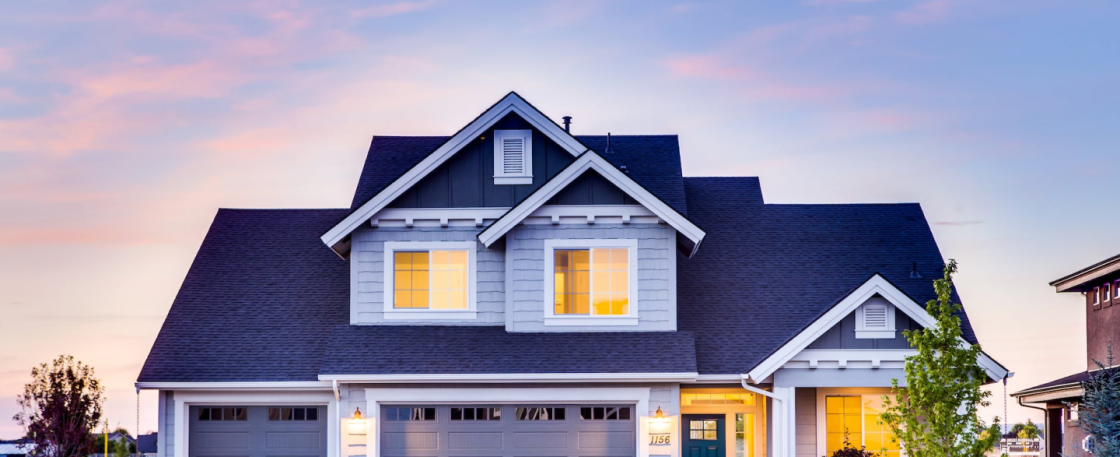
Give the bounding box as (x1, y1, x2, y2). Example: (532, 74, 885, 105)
(771, 386, 796, 457)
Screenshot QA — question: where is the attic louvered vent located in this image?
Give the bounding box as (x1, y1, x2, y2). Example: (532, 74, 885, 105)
(855, 296, 896, 339)
(494, 130, 533, 185)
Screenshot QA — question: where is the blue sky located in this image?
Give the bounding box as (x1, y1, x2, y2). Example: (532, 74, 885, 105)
(0, 0, 1118, 437)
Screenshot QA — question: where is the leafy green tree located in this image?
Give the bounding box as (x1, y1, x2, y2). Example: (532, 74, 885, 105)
(1016, 419, 1040, 439)
(880, 260, 1001, 457)
(13, 355, 104, 457)
(1073, 341, 1120, 457)
(113, 436, 131, 457)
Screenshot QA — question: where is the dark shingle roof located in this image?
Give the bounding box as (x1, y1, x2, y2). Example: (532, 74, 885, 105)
(320, 326, 696, 375)
(1014, 370, 1089, 397)
(137, 209, 351, 382)
(350, 135, 688, 213)
(677, 177, 979, 374)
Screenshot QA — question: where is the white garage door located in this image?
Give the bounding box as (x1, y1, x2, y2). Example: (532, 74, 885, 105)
(189, 406, 327, 457)
(380, 405, 636, 457)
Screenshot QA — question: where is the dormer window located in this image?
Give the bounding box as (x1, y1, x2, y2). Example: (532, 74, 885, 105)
(493, 130, 533, 185)
(854, 297, 896, 339)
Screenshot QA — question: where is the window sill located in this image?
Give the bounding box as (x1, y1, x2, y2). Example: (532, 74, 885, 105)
(854, 329, 896, 339)
(543, 316, 639, 326)
(383, 310, 478, 320)
(494, 176, 533, 185)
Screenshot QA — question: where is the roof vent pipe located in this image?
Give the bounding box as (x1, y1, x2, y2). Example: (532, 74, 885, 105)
(562, 116, 572, 133)
(605, 132, 612, 154)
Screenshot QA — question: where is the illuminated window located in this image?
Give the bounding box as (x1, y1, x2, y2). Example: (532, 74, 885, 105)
(387, 243, 472, 311)
(825, 396, 900, 457)
(736, 413, 756, 457)
(688, 420, 719, 440)
(681, 392, 756, 406)
(554, 248, 629, 316)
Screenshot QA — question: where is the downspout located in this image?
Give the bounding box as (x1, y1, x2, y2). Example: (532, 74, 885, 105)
(333, 380, 342, 457)
(1018, 396, 1049, 457)
(742, 377, 788, 457)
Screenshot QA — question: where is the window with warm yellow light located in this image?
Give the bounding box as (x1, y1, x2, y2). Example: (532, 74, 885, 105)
(825, 395, 900, 457)
(554, 248, 628, 316)
(394, 250, 468, 309)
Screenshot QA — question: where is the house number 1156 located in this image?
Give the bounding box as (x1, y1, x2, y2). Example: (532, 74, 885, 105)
(650, 434, 671, 445)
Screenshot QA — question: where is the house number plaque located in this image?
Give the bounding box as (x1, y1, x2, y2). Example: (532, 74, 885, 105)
(650, 434, 671, 445)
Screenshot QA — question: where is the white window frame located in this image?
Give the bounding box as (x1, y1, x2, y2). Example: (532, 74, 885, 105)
(1093, 286, 1101, 307)
(493, 129, 533, 185)
(815, 388, 902, 457)
(1105, 283, 1112, 302)
(854, 296, 897, 339)
(543, 239, 639, 326)
(382, 241, 477, 320)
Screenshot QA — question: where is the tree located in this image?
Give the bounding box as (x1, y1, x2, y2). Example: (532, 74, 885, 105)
(13, 355, 105, 457)
(1016, 419, 1040, 440)
(879, 260, 1001, 457)
(113, 437, 131, 457)
(1073, 340, 1120, 457)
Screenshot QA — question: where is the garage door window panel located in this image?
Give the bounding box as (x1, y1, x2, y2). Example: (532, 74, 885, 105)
(451, 407, 501, 421)
(385, 406, 437, 421)
(515, 407, 566, 421)
(198, 407, 247, 421)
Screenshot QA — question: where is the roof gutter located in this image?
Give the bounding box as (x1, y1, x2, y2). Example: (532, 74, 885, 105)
(318, 372, 699, 384)
(135, 381, 333, 391)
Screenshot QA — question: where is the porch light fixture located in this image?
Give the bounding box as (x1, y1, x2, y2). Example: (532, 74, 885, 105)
(348, 407, 367, 436)
(654, 406, 665, 419)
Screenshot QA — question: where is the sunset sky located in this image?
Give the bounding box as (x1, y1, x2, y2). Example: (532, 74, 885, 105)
(1, 0, 1118, 438)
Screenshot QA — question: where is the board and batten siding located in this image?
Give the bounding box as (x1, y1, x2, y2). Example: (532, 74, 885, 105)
(159, 391, 174, 457)
(805, 302, 919, 350)
(505, 224, 676, 332)
(795, 388, 817, 457)
(350, 226, 505, 325)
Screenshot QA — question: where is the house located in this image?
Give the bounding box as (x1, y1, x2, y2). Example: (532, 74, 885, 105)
(138, 434, 158, 457)
(1012, 254, 1120, 457)
(0, 441, 33, 457)
(136, 92, 1007, 457)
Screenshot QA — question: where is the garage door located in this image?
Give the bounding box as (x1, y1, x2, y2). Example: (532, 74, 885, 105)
(380, 405, 636, 457)
(189, 406, 327, 457)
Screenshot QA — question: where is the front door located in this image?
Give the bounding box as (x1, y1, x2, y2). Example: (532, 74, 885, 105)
(683, 414, 724, 457)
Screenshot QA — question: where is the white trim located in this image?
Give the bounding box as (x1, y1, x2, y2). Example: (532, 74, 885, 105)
(746, 274, 1008, 382)
(136, 381, 332, 390)
(363, 387, 652, 457)
(370, 208, 507, 229)
(493, 129, 533, 184)
(172, 390, 337, 457)
(365, 206, 658, 229)
(542, 238, 639, 326)
(382, 241, 478, 319)
(784, 349, 916, 370)
(322, 93, 587, 255)
(319, 372, 698, 383)
(477, 151, 706, 253)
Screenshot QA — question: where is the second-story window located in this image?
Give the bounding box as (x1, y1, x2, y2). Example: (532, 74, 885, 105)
(1105, 283, 1113, 304)
(383, 241, 476, 317)
(543, 239, 638, 324)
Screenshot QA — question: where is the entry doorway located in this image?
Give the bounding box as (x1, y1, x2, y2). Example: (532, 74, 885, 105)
(683, 415, 724, 457)
(680, 389, 766, 457)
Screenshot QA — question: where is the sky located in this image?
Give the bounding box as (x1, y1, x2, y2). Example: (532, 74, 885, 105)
(0, 0, 1118, 439)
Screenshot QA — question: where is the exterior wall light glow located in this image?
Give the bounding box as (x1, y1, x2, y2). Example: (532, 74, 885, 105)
(348, 407, 367, 435)
(654, 406, 665, 419)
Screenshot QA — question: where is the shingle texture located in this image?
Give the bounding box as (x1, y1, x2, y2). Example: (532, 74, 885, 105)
(140, 138, 991, 382)
(1016, 370, 1090, 396)
(677, 177, 979, 374)
(320, 326, 696, 375)
(137, 209, 350, 382)
(350, 135, 688, 213)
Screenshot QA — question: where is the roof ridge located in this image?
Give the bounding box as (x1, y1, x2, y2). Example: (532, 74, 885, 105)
(217, 207, 349, 212)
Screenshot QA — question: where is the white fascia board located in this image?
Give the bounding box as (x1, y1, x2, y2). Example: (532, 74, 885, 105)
(135, 381, 332, 391)
(478, 151, 705, 249)
(317, 372, 698, 383)
(321, 92, 587, 253)
(746, 274, 1007, 382)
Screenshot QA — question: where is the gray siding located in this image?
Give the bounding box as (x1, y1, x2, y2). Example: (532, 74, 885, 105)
(795, 388, 817, 457)
(806, 303, 919, 350)
(162, 391, 174, 457)
(505, 224, 677, 332)
(351, 226, 505, 325)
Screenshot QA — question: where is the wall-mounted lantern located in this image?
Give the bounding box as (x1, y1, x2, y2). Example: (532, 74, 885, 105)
(347, 407, 368, 435)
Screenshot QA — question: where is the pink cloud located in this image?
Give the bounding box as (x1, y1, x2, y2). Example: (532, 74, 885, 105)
(351, 0, 436, 19)
(0, 47, 13, 71)
(664, 54, 849, 103)
(664, 55, 753, 82)
(894, 0, 951, 25)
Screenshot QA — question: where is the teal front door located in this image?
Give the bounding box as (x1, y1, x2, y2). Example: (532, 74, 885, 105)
(683, 414, 724, 457)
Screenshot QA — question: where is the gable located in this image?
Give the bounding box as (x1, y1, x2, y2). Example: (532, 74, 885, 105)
(547, 169, 637, 206)
(387, 112, 576, 208)
(805, 296, 920, 350)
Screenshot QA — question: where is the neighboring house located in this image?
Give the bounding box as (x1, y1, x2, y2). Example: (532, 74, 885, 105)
(138, 434, 157, 457)
(1012, 254, 1120, 457)
(136, 92, 1007, 457)
(0, 442, 33, 457)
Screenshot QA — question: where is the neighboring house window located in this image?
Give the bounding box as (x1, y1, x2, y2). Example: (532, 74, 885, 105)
(1105, 283, 1112, 303)
(1093, 287, 1101, 308)
(383, 241, 477, 319)
(268, 407, 318, 421)
(543, 239, 639, 325)
(854, 297, 896, 339)
(493, 129, 532, 185)
(824, 395, 900, 457)
(1069, 402, 1080, 421)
